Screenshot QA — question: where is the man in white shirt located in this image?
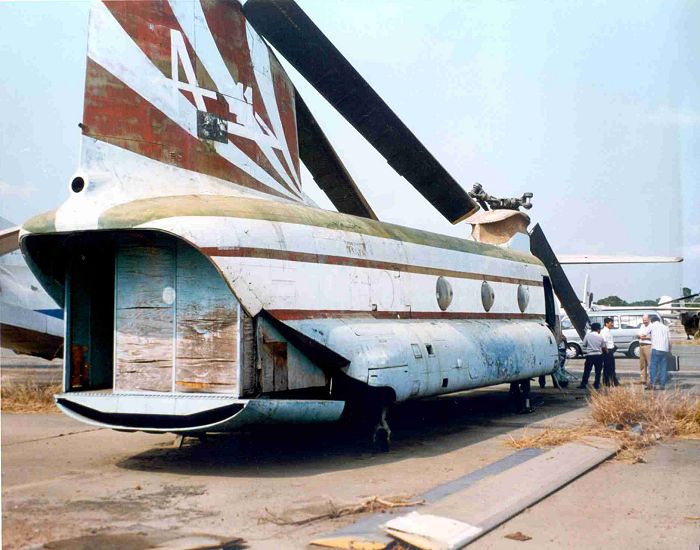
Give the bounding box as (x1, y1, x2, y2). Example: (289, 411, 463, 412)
(577, 323, 606, 390)
(637, 314, 652, 385)
(600, 317, 619, 386)
(647, 315, 671, 390)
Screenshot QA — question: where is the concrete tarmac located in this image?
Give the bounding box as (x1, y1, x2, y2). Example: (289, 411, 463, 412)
(2, 356, 699, 549)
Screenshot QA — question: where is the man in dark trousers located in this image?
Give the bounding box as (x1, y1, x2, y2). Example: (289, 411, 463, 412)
(600, 316, 620, 386)
(578, 323, 606, 389)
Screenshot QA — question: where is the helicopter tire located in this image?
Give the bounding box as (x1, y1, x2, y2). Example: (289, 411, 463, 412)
(538, 375, 546, 388)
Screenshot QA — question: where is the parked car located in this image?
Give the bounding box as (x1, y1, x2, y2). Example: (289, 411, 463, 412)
(562, 310, 665, 359)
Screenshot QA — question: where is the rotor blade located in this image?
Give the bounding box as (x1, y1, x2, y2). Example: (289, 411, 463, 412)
(657, 292, 700, 307)
(243, 0, 479, 224)
(558, 254, 683, 264)
(589, 306, 700, 311)
(295, 90, 377, 220)
(530, 224, 589, 340)
(0, 226, 20, 256)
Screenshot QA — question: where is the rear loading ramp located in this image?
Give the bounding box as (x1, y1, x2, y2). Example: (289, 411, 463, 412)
(55, 392, 345, 433)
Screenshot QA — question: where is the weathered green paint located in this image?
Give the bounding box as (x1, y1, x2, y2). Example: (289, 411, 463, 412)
(22, 210, 57, 234)
(99, 195, 543, 265)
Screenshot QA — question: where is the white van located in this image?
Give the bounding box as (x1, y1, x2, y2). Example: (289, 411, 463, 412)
(562, 310, 665, 359)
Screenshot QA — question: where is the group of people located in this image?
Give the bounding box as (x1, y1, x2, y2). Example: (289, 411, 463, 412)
(577, 317, 619, 389)
(577, 314, 671, 390)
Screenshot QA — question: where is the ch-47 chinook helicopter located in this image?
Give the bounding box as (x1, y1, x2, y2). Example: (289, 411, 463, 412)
(19, 0, 596, 444)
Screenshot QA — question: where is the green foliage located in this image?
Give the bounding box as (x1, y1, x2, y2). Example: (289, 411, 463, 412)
(597, 295, 628, 306)
(597, 296, 658, 307)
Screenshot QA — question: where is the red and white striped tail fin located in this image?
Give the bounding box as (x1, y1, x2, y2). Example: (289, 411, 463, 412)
(80, 0, 302, 203)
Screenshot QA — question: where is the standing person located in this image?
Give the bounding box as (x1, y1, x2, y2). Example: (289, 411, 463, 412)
(647, 315, 671, 390)
(577, 323, 606, 390)
(637, 314, 652, 385)
(600, 317, 619, 386)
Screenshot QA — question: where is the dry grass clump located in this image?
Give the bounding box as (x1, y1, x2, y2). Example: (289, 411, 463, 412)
(508, 386, 700, 461)
(1, 382, 62, 413)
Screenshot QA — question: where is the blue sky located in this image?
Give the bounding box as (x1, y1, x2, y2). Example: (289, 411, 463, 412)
(0, 0, 697, 301)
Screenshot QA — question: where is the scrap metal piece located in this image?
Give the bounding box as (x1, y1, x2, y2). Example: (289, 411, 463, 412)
(383, 512, 483, 550)
(468, 183, 533, 211)
(310, 537, 388, 549)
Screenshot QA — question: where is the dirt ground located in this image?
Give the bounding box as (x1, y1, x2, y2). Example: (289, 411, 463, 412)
(2, 355, 699, 549)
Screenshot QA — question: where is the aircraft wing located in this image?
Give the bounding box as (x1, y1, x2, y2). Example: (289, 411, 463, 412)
(558, 255, 683, 264)
(0, 226, 20, 256)
(1, 247, 64, 360)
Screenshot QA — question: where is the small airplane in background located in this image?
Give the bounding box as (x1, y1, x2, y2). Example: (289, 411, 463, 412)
(0, 221, 63, 360)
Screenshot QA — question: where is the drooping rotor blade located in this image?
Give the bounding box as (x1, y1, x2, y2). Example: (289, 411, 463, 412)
(657, 292, 700, 307)
(0, 226, 20, 256)
(558, 254, 683, 264)
(295, 90, 377, 220)
(243, 0, 479, 224)
(530, 224, 589, 340)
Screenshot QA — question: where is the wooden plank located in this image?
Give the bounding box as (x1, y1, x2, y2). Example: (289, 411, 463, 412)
(115, 244, 176, 309)
(175, 242, 238, 394)
(114, 244, 175, 392)
(240, 312, 257, 396)
(114, 307, 174, 392)
(256, 318, 327, 394)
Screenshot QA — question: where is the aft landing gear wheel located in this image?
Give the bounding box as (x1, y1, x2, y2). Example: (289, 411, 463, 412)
(372, 406, 391, 452)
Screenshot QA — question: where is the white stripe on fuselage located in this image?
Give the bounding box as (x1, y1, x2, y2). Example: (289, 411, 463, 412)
(147, 216, 540, 282)
(215, 256, 545, 314)
(141, 216, 546, 316)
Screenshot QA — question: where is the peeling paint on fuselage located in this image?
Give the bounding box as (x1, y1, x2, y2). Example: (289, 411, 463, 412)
(21, 194, 557, 415)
